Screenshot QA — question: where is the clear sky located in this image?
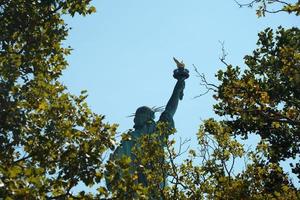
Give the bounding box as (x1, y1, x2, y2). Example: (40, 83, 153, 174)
(62, 0, 299, 189)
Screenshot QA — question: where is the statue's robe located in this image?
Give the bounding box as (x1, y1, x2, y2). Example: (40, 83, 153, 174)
(106, 111, 174, 189)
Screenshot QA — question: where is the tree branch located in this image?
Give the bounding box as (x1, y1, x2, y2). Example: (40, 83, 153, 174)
(193, 65, 218, 98)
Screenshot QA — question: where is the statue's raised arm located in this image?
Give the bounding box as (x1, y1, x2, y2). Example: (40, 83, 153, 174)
(159, 58, 189, 127)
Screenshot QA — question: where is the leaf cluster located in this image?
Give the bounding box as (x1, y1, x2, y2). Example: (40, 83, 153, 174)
(214, 26, 300, 177)
(235, 0, 300, 17)
(0, 0, 116, 199)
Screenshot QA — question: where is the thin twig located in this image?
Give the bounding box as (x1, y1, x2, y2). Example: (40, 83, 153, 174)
(218, 40, 230, 67)
(234, 0, 290, 14)
(193, 65, 218, 98)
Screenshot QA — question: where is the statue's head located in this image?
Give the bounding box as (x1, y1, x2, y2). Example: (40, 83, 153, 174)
(133, 106, 155, 129)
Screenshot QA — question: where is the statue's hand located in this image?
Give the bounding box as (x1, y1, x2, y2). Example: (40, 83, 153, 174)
(179, 80, 185, 100)
(174, 68, 188, 100)
(177, 78, 185, 90)
(173, 78, 185, 101)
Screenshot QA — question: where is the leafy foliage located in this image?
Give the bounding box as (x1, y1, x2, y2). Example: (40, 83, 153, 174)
(192, 119, 299, 200)
(235, 0, 300, 17)
(0, 0, 116, 198)
(214, 26, 300, 178)
(105, 123, 173, 199)
(106, 119, 300, 199)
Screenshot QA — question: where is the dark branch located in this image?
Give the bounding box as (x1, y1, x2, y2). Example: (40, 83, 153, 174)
(193, 65, 218, 98)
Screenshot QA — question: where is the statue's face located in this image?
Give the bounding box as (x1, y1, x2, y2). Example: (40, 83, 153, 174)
(134, 106, 155, 128)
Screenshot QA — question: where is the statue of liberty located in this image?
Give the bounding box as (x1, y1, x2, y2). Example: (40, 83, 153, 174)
(106, 58, 189, 190)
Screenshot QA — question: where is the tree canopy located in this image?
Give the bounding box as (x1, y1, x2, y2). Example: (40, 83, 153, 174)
(214, 26, 300, 174)
(0, 1, 116, 199)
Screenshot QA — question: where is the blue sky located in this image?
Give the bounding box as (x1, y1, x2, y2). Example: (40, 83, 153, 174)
(62, 0, 299, 188)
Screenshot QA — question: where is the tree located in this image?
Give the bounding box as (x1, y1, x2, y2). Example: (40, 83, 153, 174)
(0, 1, 116, 199)
(213, 26, 300, 178)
